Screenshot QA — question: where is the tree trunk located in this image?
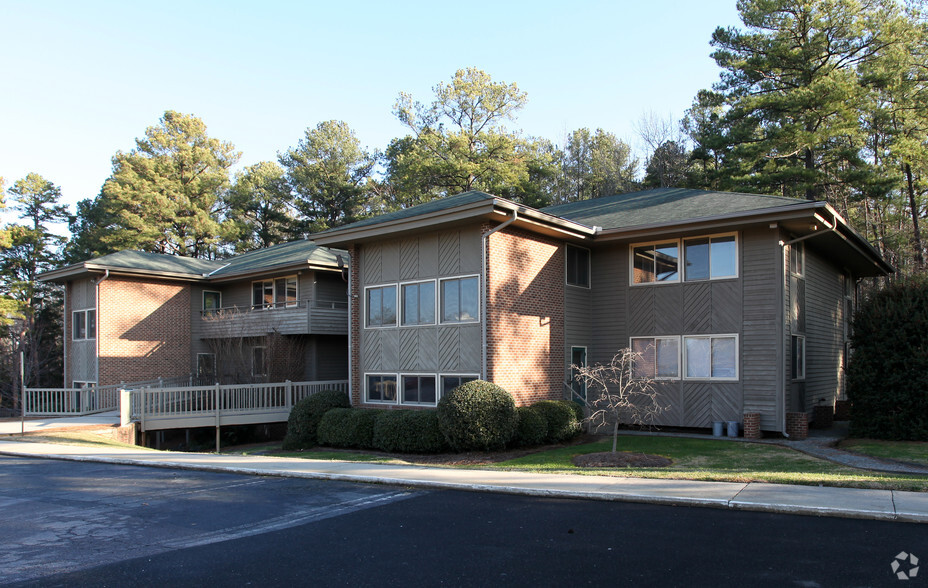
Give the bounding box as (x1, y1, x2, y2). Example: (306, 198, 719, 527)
(904, 162, 925, 269)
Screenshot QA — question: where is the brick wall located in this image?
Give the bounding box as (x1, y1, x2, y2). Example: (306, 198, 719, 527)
(97, 277, 192, 386)
(486, 227, 565, 406)
(348, 244, 362, 406)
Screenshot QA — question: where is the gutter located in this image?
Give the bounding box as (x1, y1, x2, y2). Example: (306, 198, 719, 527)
(482, 210, 518, 381)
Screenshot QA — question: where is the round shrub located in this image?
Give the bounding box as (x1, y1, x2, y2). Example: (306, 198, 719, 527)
(564, 399, 585, 423)
(513, 405, 547, 447)
(282, 389, 350, 450)
(533, 400, 581, 443)
(317, 408, 380, 449)
(437, 380, 516, 451)
(372, 410, 448, 453)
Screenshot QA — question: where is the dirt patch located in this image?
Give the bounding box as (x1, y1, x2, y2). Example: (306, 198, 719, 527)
(572, 451, 672, 468)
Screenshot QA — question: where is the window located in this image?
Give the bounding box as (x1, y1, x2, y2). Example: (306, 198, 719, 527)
(402, 375, 437, 405)
(251, 346, 266, 377)
(440, 276, 479, 323)
(630, 337, 680, 379)
(366, 374, 397, 403)
(790, 242, 805, 276)
(366, 285, 397, 327)
(791, 335, 806, 380)
(197, 353, 216, 378)
(684, 235, 737, 280)
(566, 245, 591, 288)
(632, 242, 679, 284)
(440, 375, 478, 397)
(72, 381, 96, 389)
(401, 281, 436, 326)
(72, 309, 96, 340)
(569, 347, 587, 398)
(252, 276, 297, 309)
(203, 291, 221, 314)
(683, 335, 738, 380)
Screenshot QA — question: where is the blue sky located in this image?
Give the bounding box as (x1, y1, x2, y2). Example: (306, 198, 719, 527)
(0, 0, 742, 218)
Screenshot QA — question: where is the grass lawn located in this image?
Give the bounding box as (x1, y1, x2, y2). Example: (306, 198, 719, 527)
(839, 438, 928, 468)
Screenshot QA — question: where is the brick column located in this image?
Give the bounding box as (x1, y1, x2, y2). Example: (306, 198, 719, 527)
(743, 412, 762, 439)
(786, 412, 809, 440)
(348, 244, 361, 407)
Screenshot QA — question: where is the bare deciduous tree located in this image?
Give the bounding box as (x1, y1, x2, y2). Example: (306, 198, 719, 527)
(573, 347, 666, 453)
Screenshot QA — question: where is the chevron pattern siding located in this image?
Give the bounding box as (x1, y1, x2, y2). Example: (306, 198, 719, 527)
(399, 328, 418, 371)
(400, 238, 419, 280)
(364, 245, 382, 284)
(439, 231, 460, 275)
(361, 330, 382, 372)
(683, 382, 713, 427)
(683, 283, 712, 333)
(654, 287, 683, 334)
(627, 288, 654, 335)
(712, 383, 742, 421)
(711, 281, 742, 333)
(438, 327, 460, 371)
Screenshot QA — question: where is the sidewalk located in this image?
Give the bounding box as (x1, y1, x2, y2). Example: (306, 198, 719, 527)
(0, 412, 120, 435)
(1, 437, 926, 524)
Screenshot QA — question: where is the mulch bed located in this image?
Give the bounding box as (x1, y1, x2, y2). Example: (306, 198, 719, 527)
(572, 451, 672, 468)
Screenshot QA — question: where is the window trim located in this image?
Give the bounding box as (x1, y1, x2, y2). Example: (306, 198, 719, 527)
(400, 373, 439, 406)
(72, 381, 96, 389)
(399, 279, 437, 327)
(682, 232, 739, 281)
(629, 233, 739, 286)
(72, 309, 96, 341)
(565, 244, 591, 289)
(569, 346, 588, 398)
(682, 334, 739, 381)
(251, 276, 298, 310)
(365, 373, 399, 405)
(439, 373, 480, 399)
(251, 346, 267, 377)
(790, 241, 805, 277)
(629, 336, 681, 380)
(791, 335, 806, 381)
(629, 240, 681, 286)
(203, 290, 222, 313)
(364, 283, 398, 329)
(439, 274, 481, 324)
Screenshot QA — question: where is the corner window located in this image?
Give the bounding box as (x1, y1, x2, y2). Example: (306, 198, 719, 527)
(366, 374, 397, 403)
(401, 281, 436, 326)
(252, 276, 298, 309)
(366, 285, 397, 327)
(632, 242, 679, 284)
(684, 235, 737, 280)
(440, 375, 478, 397)
(684, 335, 738, 380)
(790, 242, 805, 277)
(630, 337, 680, 379)
(566, 245, 591, 288)
(440, 276, 479, 323)
(72, 309, 96, 340)
(402, 375, 437, 405)
(791, 335, 806, 380)
(203, 291, 222, 314)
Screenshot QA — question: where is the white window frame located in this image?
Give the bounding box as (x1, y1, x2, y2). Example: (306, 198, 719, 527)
(439, 274, 481, 324)
(629, 240, 681, 286)
(629, 336, 681, 380)
(400, 279, 437, 327)
(565, 244, 591, 289)
(365, 283, 398, 329)
(682, 334, 739, 381)
(365, 373, 399, 404)
(629, 233, 739, 286)
(682, 232, 739, 281)
(72, 309, 96, 341)
(791, 335, 806, 380)
(569, 346, 588, 398)
(790, 241, 805, 277)
(439, 373, 480, 399)
(72, 381, 96, 389)
(251, 346, 267, 377)
(400, 373, 439, 406)
(252, 276, 298, 310)
(203, 290, 222, 313)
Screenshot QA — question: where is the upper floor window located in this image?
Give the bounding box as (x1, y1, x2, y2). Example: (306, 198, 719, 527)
(790, 241, 805, 277)
(631, 233, 738, 286)
(684, 235, 737, 280)
(566, 245, 591, 288)
(252, 276, 297, 309)
(632, 242, 679, 284)
(366, 284, 397, 328)
(440, 276, 479, 323)
(401, 281, 436, 326)
(203, 291, 221, 314)
(72, 309, 96, 340)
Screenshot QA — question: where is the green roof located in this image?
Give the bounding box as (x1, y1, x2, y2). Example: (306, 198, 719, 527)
(542, 188, 809, 230)
(316, 190, 496, 234)
(78, 250, 219, 275)
(209, 239, 344, 277)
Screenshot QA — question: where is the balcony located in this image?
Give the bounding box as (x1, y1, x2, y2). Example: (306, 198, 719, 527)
(198, 300, 348, 338)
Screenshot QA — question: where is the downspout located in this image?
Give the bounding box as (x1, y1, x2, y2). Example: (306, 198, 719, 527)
(346, 255, 353, 403)
(482, 210, 518, 381)
(62, 281, 67, 388)
(95, 270, 110, 386)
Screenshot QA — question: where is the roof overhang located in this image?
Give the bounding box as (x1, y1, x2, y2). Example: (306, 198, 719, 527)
(37, 263, 207, 283)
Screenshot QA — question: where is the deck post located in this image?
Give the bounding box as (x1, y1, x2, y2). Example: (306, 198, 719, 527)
(286, 380, 292, 410)
(214, 382, 221, 453)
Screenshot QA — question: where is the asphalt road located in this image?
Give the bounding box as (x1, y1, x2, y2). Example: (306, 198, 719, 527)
(1, 456, 924, 587)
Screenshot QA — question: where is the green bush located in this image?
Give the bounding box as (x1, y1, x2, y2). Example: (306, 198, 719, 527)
(372, 410, 448, 453)
(848, 279, 928, 440)
(437, 380, 516, 451)
(533, 400, 581, 443)
(317, 408, 380, 449)
(513, 405, 547, 447)
(282, 390, 350, 450)
(564, 399, 585, 423)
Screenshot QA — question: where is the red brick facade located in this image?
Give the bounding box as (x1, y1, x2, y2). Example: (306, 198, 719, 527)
(97, 277, 192, 386)
(486, 227, 565, 406)
(348, 244, 362, 406)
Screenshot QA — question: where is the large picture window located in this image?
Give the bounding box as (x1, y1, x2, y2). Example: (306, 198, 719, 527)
(72, 309, 96, 340)
(366, 374, 397, 403)
(683, 235, 737, 280)
(402, 375, 437, 405)
(252, 276, 297, 309)
(631, 234, 738, 285)
(401, 281, 436, 326)
(683, 335, 738, 380)
(566, 245, 591, 288)
(632, 242, 679, 283)
(366, 285, 397, 327)
(440, 276, 479, 323)
(630, 337, 680, 379)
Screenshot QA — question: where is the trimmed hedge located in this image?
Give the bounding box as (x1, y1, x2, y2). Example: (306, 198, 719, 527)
(533, 400, 581, 443)
(317, 408, 380, 449)
(282, 390, 350, 450)
(513, 405, 547, 447)
(372, 410, 447, 453)
(848, 280, 928, 440)
(437, 380, 516, 451)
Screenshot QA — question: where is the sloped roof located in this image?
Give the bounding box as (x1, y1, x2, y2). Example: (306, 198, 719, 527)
(208, 239, 345, 278)
(67, 250, 219, 276)
(542, 188, 808, 230)
(316, 190, 497, 233)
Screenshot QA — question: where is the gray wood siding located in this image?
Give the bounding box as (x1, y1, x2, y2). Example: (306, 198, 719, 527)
(589, 243, 626, 365)
(803, 246, 845, 411)
(71, 278, 96, 310)
(70, 278, 97, 383)
(564, 273, 592, 382)
(358, 226, 483, 379)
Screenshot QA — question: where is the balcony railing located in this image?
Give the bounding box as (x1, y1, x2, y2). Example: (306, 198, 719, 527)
(198, 299, 348, 337)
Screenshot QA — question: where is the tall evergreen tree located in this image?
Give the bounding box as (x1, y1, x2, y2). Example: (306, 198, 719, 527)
(558, 128, 638, 202)
(225, 161, 299, 251)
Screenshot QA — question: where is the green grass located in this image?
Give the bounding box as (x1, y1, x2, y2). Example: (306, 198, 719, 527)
(839, 439, 928, 468)
(272, 449, 401, 463)
(485, 437, 928, 491)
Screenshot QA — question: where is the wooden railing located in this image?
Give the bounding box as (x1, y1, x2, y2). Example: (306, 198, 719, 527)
(128, 380, 349, 432)
(24, 385, 121, 416)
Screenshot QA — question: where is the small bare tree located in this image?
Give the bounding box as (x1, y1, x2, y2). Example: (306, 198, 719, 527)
(573, 347, 666, 453)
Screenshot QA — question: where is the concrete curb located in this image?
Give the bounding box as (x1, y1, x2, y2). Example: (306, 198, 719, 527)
(2, 447, 925, 524)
